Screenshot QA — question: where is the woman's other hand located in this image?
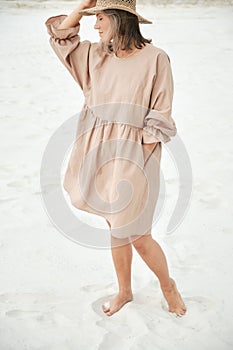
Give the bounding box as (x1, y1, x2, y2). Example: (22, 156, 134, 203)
(142, 142, 158, 164)
(142, 142, 158, 152)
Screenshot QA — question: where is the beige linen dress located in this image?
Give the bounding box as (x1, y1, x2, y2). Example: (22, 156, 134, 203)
(45, 15, 177, 239)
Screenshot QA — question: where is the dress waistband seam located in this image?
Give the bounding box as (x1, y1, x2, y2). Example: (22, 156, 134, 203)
(85, 104, 143, 131)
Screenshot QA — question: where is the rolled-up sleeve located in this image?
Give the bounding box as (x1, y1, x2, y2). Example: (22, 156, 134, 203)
(142, 50, 177, 144)
(45, 14, 91, 95)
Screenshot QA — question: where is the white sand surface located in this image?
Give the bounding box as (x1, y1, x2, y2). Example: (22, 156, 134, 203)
(0, 2, 233, 349)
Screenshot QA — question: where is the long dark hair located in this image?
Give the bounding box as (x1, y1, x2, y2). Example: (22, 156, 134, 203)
(99, 9, 152, 54)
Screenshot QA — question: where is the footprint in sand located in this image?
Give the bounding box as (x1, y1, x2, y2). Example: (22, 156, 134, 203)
(5, 309, 41, 319)
(92, 295, 149, 345)
(80, 282, 116, 293)
(161, 295, 219, 325)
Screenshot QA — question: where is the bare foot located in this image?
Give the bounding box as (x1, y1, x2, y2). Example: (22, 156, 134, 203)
(102, 292, 133, 316)
(161, 278, 187, 317)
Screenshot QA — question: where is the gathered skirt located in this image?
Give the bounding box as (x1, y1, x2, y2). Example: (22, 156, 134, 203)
(63, 104, 162, 239)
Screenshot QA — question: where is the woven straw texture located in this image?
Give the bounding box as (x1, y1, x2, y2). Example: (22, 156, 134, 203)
(78, 0, 152, 24)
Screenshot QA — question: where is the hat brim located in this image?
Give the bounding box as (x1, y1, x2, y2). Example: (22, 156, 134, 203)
(78, 5, 152, 24)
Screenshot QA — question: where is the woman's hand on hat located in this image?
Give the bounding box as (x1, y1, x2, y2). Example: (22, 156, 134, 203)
(82, 0, 97, 9)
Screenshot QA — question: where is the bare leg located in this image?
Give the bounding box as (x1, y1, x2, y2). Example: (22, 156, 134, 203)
(131, 234, 187, 316)
(102, 235, 133, 316)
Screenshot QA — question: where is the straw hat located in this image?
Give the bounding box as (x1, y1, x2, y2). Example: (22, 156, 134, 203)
(78, 0, 152, 24)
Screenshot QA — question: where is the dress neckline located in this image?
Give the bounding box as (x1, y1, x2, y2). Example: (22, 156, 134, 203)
(113, 43, 150, 60)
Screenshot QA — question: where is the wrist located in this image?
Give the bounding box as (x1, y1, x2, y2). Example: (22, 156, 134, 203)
(142, 142, 157, 145)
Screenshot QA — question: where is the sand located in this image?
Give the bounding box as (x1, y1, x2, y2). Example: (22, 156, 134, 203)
(0, 2, 233, 349)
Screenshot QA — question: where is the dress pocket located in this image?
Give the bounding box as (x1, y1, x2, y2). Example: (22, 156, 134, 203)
(141, 133, 159, 167)
(138, 130, 145, 168)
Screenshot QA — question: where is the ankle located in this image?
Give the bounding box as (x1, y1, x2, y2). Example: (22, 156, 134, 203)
(118, 288, 133, 296)
(160, 277, 174, 291)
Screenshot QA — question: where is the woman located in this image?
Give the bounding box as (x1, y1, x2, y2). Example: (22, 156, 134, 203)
(45, 0, 187, 317)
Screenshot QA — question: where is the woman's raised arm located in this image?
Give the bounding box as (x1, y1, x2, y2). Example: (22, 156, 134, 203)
(44, 1, 97, 93)
(57, 1, 97, 29)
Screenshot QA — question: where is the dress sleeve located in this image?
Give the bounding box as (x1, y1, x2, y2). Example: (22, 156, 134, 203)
(45, 15, 91, 94)
(142, 50, 177, 144)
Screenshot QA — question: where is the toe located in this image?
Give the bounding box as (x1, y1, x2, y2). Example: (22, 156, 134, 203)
(177, 309, 186, 317)
(102, 302, 110, 313)
(102, 306, 109, 313)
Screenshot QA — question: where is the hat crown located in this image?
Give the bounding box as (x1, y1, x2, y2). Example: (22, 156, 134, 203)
(96, 0, 136, 11)
(78, 0, 152, 24)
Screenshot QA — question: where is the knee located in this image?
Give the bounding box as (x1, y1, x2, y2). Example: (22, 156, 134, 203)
(131, 235, 151, 253)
